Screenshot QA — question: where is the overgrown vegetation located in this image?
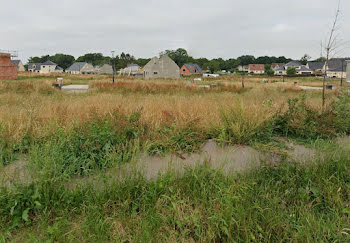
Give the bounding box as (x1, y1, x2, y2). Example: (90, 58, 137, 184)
(1, 75, 350, 241)
(1, 149, 350, 241)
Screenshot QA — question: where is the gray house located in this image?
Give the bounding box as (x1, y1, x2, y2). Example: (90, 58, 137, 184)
(11, 60, 25, 72)
(98, 64, 113, 74)
(144, 55, 180, 79)
(66, 62, 95, 74)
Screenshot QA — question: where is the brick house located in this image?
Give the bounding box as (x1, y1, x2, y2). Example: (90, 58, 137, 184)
(248, 64, 265, 74)
(180, 64, 203, 76)
(0, 53, 18, 80)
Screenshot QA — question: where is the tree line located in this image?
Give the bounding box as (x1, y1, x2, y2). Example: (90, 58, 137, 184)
(27, 48, 314, 73)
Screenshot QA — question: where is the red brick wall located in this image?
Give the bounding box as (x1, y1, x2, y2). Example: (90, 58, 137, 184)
(0, 53, 18, 80)
(180, 65, 192, 76)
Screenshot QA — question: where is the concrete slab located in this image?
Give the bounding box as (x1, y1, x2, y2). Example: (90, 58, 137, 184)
(61, 85, 89, 93)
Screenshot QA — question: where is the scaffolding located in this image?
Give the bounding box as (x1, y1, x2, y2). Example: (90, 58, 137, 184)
(0, 50, 18, 58)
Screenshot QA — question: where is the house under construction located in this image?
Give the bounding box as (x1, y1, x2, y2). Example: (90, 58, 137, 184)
(0, 51, 18, 80)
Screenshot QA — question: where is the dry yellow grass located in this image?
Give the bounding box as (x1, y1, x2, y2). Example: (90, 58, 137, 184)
(0, 73, 343, 143)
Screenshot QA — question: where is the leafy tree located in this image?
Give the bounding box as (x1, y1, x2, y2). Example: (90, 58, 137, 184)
(161, 48, 190, 67)
(208, 60, 220, 73)
(237, 55, 256, 66)
(300, 54, 311, 65)
(265, 64, 274, 76)
(287, 67, 297, 75)
(50, 54, 75, 70)
(76, 53, 106, 66)
(135, 58, 151, 67)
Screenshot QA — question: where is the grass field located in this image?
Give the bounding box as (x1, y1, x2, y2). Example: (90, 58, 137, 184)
(0, 73, 350, 241)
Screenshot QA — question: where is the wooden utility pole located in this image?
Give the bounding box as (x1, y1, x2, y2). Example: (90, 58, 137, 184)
(111, 51, 115, 84)
(241, 73, 245, 88)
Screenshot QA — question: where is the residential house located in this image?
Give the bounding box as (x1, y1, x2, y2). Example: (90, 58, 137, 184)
(237, 65, 249, 72)
(144, 55, 180, 79)
(180, 64, 203, 76)
(0, 52, 18, 80)
(274, 61, 312, 75)
(306, 62, 324, 75)
(66, 62, 95, 74)
(120, 64, 144, 76)
(271, 63, 285, 70)
(98, 64, 113, 74)
(28, 63, 41, 73)
(11, 60, 25, 72)
(248, 64, 265, 74)
(28, 61, 63, 73)
(326, 58, 348, 79)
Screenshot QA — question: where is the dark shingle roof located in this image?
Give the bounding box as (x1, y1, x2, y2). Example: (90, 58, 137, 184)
(42, 60, 57, 65)
(307, 62, 324, 70)
(66, 62, 87, 71)
(328, 58, 349, 71)
(285, 61, 302, 67)
(184, 64, 203, 74)
(55, 66, 63, 70)
(11, 60, 21, 65)
(28, 63, 42, 71)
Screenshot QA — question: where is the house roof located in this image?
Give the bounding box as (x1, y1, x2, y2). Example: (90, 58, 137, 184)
(42, 60, 57, 65)
(66, 62, 87, 71)
(125, 64, 141, 72)
(307, 62, 324, 70)
(183, 64, 203, 74)
(299, 66, 312, 72)
(11, 60, 21, 65)
(28, 63, 42, 71)
(55, 66, 63, 70)
(327, 58, 349, 72)
(275, 66, 285, 71)
(285, 61, 302, 67)
(248, 64, 264, 71)
(271, 63, 285, 69)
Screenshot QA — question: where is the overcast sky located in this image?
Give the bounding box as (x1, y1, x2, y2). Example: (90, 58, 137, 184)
(1, 0, 349, 63)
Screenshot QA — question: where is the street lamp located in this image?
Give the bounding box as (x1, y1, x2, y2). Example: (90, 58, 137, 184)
(111, 51, 115, 83)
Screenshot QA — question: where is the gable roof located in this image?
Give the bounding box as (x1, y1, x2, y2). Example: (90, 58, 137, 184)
(11, 60, 21, 65)
(307, 62, 324, 70)
(55, 66, 63, 70)
(285, 61, 302, 67)
(42, 60, 57, 65)
(248, 64, 264, 71)
(183, 64, 203, 74)
(327, 58, 349, 71)
(66, 62, 87, 71)
(28, 63, 42, 71)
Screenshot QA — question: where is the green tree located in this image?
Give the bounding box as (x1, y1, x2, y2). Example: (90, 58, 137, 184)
(287, 67, 297, 75)
(50, 54, 75, 70)
(160, 48, 190, 67)
(265, 64, 274, 76)
(208, 60, 220, 73)
(300, 54, 311, 65)
(76, 53, 106, 66)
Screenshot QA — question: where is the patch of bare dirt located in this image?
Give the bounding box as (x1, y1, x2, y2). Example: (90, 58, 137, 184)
(0, 157, 31, 188)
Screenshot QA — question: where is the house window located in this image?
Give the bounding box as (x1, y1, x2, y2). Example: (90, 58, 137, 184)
(42, 66, 45, 68)
(154, 72, 158, 75)
(183, 69, 186, 72)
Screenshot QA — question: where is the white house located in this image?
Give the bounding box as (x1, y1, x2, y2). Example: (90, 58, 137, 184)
(274, 61, 313, 75)
(27, 61, 63, 73)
